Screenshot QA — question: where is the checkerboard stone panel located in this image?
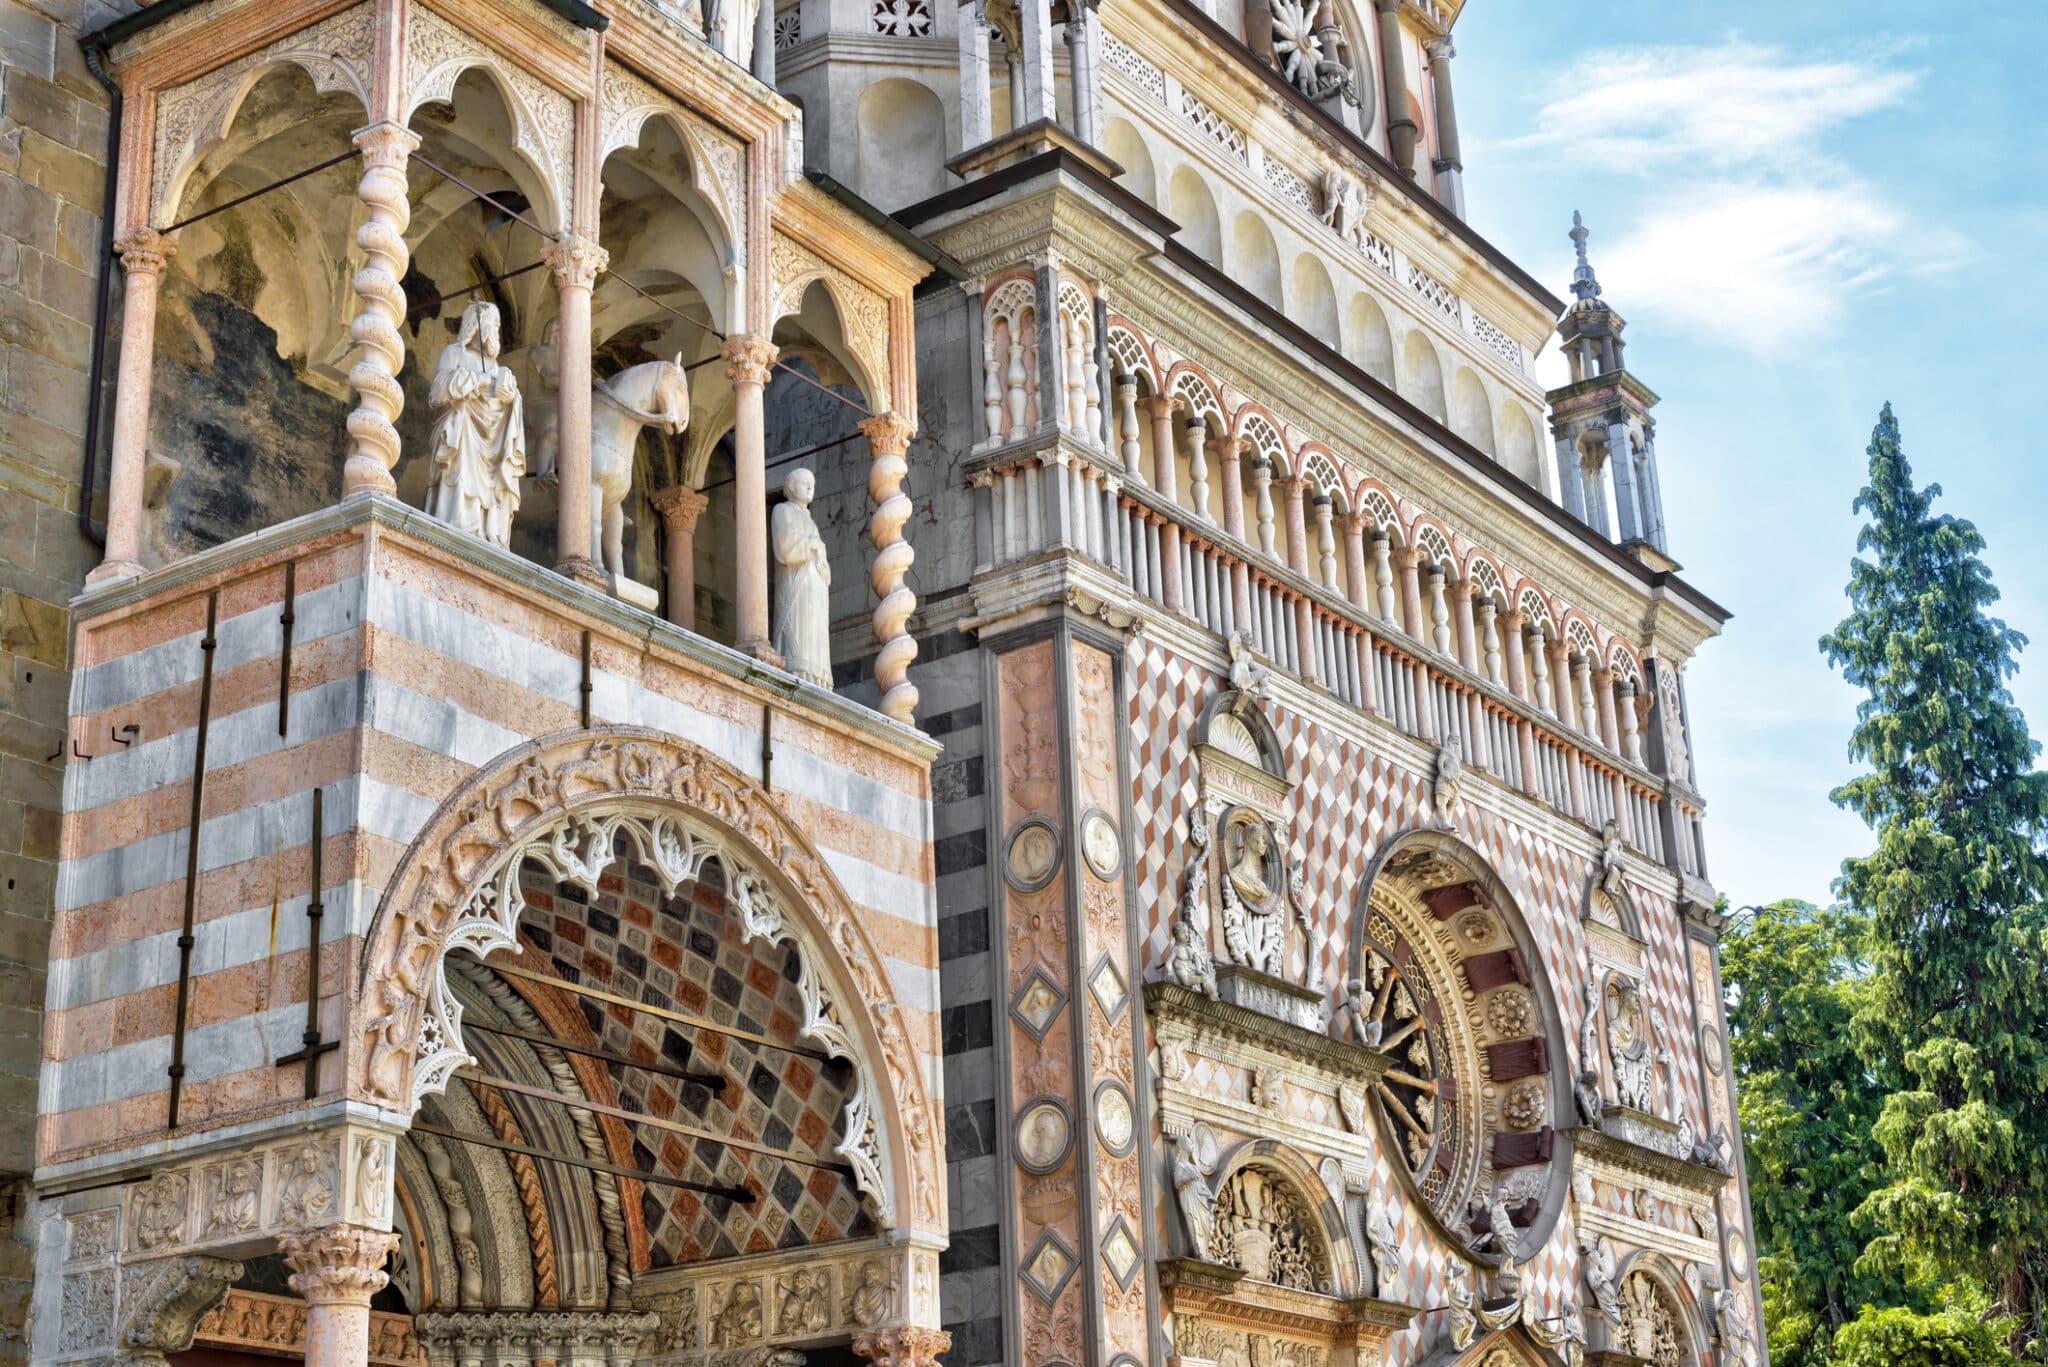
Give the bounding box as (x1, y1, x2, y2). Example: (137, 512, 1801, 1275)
(518, 845, 872, 1268)
(1128, 636, 1709, 1366)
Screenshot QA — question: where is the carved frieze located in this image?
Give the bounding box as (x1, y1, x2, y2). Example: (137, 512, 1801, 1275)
(120, 1127, 395, 1259)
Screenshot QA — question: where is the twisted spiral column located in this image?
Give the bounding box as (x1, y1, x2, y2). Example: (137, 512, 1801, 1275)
(280, 1224, 400, 1367)
(88, 228, 176, 587)
(343, 121, 420, 498)
(861, 411, 919, 725)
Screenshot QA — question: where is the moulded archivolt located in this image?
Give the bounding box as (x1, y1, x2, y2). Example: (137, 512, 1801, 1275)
(403, 4, 575, 232)
(150, 4, 376, 227)
(423, 804, 896, 1225)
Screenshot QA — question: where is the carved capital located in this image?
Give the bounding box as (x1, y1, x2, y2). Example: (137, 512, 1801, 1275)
(350, 118, 420, 168)
(279, 1225, 399, 1308)
(120, 1255, 244, 1358)
(1392, 545, 1423, 570)
(1449, 577, 1476, 601)
(1499, 608, 1529, 630)
(860, 411, 917, 456)
(852, 1326, 952, 1367)
(648, 484, 710, 533)
(1591, 666, 1616, 687)
(722, 334, 780, 387)
(1144, 393, 1186, 419)
(544, 233, 609, 290)
(1425, 34, 1456, 61)
(117, 229, 177, 278)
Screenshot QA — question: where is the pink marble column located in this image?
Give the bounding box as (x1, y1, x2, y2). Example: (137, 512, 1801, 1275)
(1217, 437, 1249, 625)
(281, 1225, 400, 1367)
(88, 229, 176, 586)
(1394, 546, 1425, 641)
(1146, 395, 1185, 613)
(1451, 579, 1478, 672)
(723, 335, 780, 662)
(1340, 511, 1371, 612)
(546, 233, 609, 583)
(1500, 609, 1530, 700)
(1593, 665, 1620, 751)
(649, 485, 709, 630)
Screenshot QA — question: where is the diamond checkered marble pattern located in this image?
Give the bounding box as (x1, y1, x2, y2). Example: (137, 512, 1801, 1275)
(1128, 636, 1715, 1364)
(518, 847, 871, 1267)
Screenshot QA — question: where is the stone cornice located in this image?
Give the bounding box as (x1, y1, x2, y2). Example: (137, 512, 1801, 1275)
(1569, 1124, 1731, 1197)
(1146, 983, 1388, 1079)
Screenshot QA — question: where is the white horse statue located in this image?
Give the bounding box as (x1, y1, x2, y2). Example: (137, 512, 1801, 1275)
(589, 356, 691, 577)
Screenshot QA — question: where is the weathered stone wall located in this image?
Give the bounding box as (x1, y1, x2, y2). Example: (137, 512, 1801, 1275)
(0, 0, 112, 1356)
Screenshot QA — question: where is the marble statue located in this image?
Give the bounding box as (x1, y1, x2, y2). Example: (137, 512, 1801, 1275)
(1167, 908, 1218, 997)
(427, 301, 525, 547)
(1364, 1185, 1402, 1298)
(589, 355, 690, 579)
(1582, 1232, 1622, 1324)
(772, 467, 833, 687)
(1170, 1126, 1220, 1260)
(1444, 1254, 1477, 1349)
(1432, 743, 1464, 829)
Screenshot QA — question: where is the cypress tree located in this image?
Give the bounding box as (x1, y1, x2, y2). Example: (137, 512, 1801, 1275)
(1818, 404, 2048, 1355)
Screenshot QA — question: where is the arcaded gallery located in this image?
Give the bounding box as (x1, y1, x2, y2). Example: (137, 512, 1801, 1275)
(17, 0, 1756, 1365)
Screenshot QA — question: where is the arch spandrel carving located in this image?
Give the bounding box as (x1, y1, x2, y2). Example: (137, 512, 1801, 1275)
(402, 4, 574, 231)
(597, 62, 748, 264)
(770, 233, 891, 407)
(149, 4, 376, 228)
(356, 726, 943, 1236)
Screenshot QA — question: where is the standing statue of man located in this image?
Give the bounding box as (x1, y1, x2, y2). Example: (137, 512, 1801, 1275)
(772, 467, 832, 687)
(427, 301, 525, 547)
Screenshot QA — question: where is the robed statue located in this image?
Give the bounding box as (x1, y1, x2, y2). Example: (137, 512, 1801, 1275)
(773, 467, 832, 686)
(427, 301, 525, 547)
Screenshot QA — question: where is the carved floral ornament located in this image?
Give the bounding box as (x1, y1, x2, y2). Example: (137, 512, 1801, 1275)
(357, 727, 942, 1233)
(771, 234, 892, 407)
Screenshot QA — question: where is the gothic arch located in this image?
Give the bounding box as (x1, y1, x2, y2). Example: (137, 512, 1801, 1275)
(1612, 1249, 1714, 1367)
(356, 726, 944, 1238)
(1344, 830, 1575, 1252)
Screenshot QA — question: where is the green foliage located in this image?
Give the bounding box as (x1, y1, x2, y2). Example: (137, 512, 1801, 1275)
(1818, 404, 2048, 1353)
(1832, 1294, 2018, 1367)
(1722, 900, 1901, 1367)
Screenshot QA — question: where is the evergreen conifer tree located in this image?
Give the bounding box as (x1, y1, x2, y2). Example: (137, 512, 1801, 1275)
(1819, 404, 2048, 1356)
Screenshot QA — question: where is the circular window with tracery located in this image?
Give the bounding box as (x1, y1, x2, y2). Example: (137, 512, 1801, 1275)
(1352, 841, 1564, 1241)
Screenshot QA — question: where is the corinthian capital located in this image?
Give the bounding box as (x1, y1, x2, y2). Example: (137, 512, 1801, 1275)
(279, 1225, 400, 1308)
(116, 228, 177, 278)
(350, 118, 420, 167)
(859, 411, 917, 455)
(722, 334, 779, 386)
(649, 484, 710, 532)
(545, 233, 610, 289)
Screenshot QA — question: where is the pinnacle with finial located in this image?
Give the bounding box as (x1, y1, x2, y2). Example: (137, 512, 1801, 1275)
(1569, 209, 1602, 303)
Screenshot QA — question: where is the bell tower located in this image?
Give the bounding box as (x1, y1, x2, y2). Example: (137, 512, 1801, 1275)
(1546, 212, 1670, 557)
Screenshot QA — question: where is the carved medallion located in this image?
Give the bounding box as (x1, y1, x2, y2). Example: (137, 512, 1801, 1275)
(1015, 1098, 1073, 1174)
(1005, 818, 1062, 892)
(1080, 809, 1122, 881)
(1094, 1081, 1135, 1156)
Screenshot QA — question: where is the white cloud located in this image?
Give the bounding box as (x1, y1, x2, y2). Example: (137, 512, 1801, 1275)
(1506, 36, 1967, 358)
(1591, 181, 1971, 357)
(1509, 37, 1922, 174)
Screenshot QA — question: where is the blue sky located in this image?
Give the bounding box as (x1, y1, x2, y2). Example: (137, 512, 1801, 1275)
(1453, 2, 2048, 909)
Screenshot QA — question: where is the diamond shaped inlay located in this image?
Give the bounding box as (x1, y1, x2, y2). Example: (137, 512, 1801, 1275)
(1010, 967, 1067, 1040)
(1101, 1218, 1141, 1287)
(1022, 1230, 1078, 1302)
(1087, 954, 1127, 1019)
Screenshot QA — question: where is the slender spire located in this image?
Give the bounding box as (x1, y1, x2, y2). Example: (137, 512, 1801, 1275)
(1569, 210, 1602, 304)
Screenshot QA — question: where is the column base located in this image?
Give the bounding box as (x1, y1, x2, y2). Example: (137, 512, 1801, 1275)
(736, 636, 788, 670)
(556, 557, 610, 592)
(85, 558, 144, 588)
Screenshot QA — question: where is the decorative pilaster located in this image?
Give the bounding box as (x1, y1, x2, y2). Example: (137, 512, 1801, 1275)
(723, 335, 780, 662)
(342, 120, 419, 499)
(89, 228, 177, 586)
(960, 0, 994, 149)
(852, 1327, 952, 1367)
(649, 485, 709, 630)
(545, 233, 610, 580)
(281, 1226, 400, 1367)
(119, 1255, 244, 1365)
(1018, 0, 1057, 125)
(862, 411, 920, 725)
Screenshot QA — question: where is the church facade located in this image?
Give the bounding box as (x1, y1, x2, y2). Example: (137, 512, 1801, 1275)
(0, 0, 1757, 1364)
